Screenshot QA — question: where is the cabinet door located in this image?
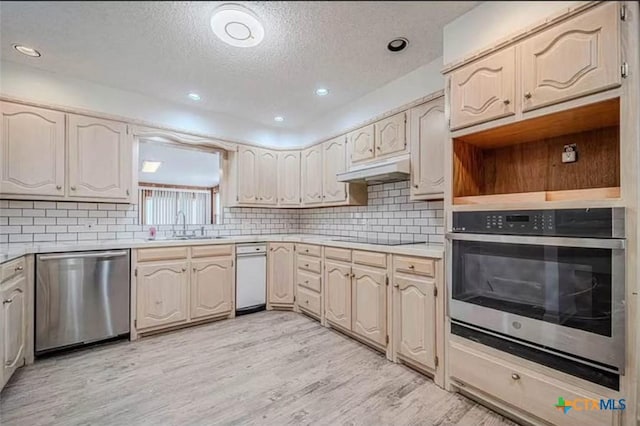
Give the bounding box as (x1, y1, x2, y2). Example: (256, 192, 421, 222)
(278, 151, 301, 205)
(348, 124, 375, 164)
(410, 98, 446, 199)
(237, 146, 259, 204)
(302, 145, 323, 205)
(190, 258, 234, 320)
(136, 261, 189, 330)
(325, 261, 351, 330)
(322, 136, 347, 203)
(257, 149, 278, 205)
(68, 114, 131, 199)
(351, 265, 387, 346)
(375, 112, 406, 157)
(268, 243, 294, 305)
(521, 2, 620, 112)
(450, 47, 516, 130)
(0, 102, 65, 197)
(395, 275, 436, 369)
(2, 276, 26, 388)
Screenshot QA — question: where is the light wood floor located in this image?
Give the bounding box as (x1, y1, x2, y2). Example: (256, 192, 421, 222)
(0, 311, 516, 426)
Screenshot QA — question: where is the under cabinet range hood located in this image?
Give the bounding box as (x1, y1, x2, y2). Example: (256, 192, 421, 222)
(336, 155, 410, 184)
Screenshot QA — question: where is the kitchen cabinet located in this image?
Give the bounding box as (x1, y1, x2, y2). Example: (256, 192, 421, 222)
(278, 151, 301, 205)
(348, 124, 375, 164)
(190, 258, 234, 320)
(0, 102, 65, 197)
(351, 265, 387, 346)
(136, 261, 189, 330)
(409, 97, 446, 200)
(449, 47, 516, 130)
(257, 149, 278, 205)
(322, 136, 347, 203)
(375, 112, 406, 157)
(295, 244, 322, 320)
(1, 274, 26, 390)
(236, 146, 260, 204)
(520, 1, 620, 112)
(324, 260, 352, 330)
(301, 145, 323, 205)
(268, 243, 295, 307)
(67, 114, 131, 200)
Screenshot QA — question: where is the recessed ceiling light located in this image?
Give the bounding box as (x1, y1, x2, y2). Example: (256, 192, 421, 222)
(315, 88, 329, 97)
(188, 93, 201, 101)
(274, 116, 284, 122)
(211, 4, 264, 48)
(13, 44, 41, 57)
(387, 37, 409, 52)
(141, 161, 162, 173)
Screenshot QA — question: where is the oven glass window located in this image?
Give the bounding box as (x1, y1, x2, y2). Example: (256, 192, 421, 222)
(452, 240, 612, 337)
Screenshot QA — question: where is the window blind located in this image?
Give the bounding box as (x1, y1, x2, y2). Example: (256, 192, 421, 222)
(139, 187, 212, 225)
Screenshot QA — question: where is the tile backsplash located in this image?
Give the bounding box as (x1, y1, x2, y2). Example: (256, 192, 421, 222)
(1, 181, 443, 244)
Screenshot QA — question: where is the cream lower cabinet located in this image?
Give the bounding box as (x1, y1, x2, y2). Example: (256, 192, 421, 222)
(190, 258, 234, 320)
(1, 263, 27, 390)
(136, 261, 189, 330)
(324, 260, 351, 329)
(351, 265, 387, 347)
(267, 243, 295, 308)
(295, 244, 322, 319)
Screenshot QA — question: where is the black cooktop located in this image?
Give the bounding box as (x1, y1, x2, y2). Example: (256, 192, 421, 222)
(330, 238, 410, 246)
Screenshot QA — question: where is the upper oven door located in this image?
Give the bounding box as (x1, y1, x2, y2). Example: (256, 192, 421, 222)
(447, 233, 625, 370)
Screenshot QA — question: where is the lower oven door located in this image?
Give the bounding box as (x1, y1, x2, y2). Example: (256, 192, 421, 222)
(447, 233, 625, 371)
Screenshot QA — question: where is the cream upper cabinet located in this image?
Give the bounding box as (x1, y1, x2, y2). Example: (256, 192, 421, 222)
(348, 124, 375, 164)
(375, 112, 406, 157)
(136, 261, 189, 330)
(268, 243, 295, 305)
(67, 114, 131, 200)
(395, 275, 436, 370)
(351, 265, 387, 346)
(325, 260, 351, 330)
(302, 145, 323, 205)
(236, 145, 259, 204)
(1, 276, 26, 389)
(278, 151, 301, 205)
(190, 258, 234, 320)
(410, 98, 446, 200)
(322, 136, 347, 203)
(449, 47, 516, 130)
(257, 149, 278, 205)
(520, 2, 620, 112)
(0, 102, 65, 197)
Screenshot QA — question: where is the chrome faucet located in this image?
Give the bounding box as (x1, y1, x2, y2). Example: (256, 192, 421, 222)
(174, 210, 187, 237)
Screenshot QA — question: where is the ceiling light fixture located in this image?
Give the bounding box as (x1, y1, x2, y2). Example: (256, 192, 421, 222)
(141, 161, 162, 173)
(211, 4, 264, 48)
(387, 37, 409, 52)
(188, 93, 201, 101)
(274, 116, 284, 122)
(315, 88, 329, 97)
(13, 44, 41, 57)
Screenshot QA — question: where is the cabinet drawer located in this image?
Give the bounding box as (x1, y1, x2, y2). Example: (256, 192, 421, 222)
(137, 246, 188, 262)
(449, 343, 614, 426)
(1, 257, 26, 284)
(297, 255, 321, 274)
(191, 244, 234, 258)
(394, 256, 435, 277)
(324, 247, 351, 262)
(353, 250, 387, 269)
(297, 286, 321, 316)
(297, 269, 321, 292)
(297, 244, 321, 257)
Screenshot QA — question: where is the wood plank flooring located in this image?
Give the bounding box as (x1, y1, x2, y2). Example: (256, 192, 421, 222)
(0, 311, 516, 426)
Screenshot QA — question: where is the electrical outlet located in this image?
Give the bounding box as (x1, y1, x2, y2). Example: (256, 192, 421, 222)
(562, 144, 577, 163)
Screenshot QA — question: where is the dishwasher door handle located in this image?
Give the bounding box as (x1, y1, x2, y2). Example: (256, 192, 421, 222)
(38, 251, 129, 261)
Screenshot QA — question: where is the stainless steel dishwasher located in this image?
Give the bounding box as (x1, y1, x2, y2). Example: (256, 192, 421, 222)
(36, 250, 130, 354)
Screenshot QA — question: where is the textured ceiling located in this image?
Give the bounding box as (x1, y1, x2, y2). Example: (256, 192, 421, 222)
(0, 1, 477, 131)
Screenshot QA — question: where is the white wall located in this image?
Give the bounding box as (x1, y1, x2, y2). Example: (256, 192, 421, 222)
(443, 1, 580, 65)
(293, 57, 444, 145)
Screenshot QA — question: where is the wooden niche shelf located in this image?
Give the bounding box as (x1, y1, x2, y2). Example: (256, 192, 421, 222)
(453, 98, 621, 205)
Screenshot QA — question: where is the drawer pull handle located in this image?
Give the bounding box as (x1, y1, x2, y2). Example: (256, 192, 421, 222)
(3, 299, 12, 305)
(408, 265, 415, 269)
(182, 268, 187, 272)
(503, 99, 510, 105)
(511, 373, 520, 381)
(15, 265, 23, 272)
(524, 92, 532, 100)
(304, 280, 309, 284)
(344, 273, 350, 277)
(56, 185, 62, 190)
(71, 186, 77, 190)
(305, 300, 309, 304)
(305, 249, 309, 252)
(305, 264, 309, 267)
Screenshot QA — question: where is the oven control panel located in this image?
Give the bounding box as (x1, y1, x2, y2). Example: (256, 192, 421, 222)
(452, 208, 623, 238)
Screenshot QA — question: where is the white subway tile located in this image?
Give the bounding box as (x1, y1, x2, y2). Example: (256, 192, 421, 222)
(9, 217, 33, 225)
(9, 201, 33, 208)
(9, 234, 33, 242)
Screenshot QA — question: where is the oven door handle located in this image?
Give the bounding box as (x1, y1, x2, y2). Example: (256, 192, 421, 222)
(445, 233, 626, 249)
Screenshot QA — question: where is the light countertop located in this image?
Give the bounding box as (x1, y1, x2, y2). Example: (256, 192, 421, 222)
(0, 234, 444, 264)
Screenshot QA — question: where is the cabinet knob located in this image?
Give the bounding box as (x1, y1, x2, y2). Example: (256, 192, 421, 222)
(181, 267, 186, 272)
(15, 265, 23, 272)
(193, 267, 196, 272)
(408, 264, 415, 269)
(503, 99, 510, 105)
(305, 249, 309, 253)
(126, 189, 130, 196)
(305, 280, 309, 284)
(369, 149, 373, 152)
(376, 146, 381, 151)
(524, 92, 532, 99)
(2, 299, 12, 305)
(344, 273, 350, 277)
(393, 283, 399, 288)
(511, 373, 521, 381)
(56, 185, 62, 190)
(413, 184, 418, 189)
(305, 300, 309, 304)
(305, 264, 309, 267)
(71, 186, 77, 191)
